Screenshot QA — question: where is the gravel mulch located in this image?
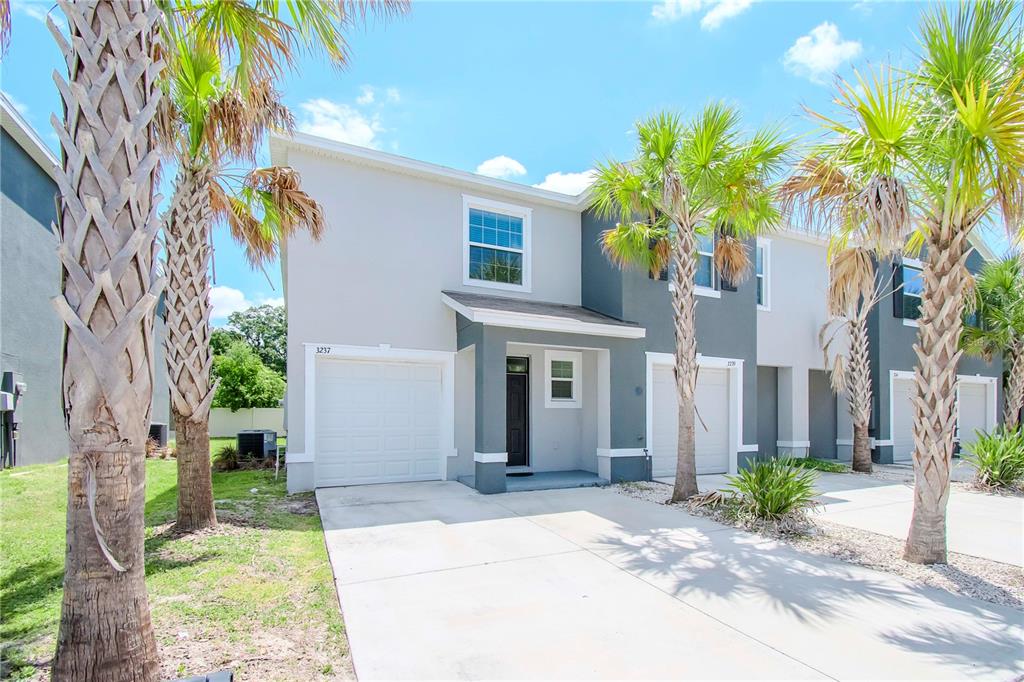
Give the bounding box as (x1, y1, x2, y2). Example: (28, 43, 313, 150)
(613, 480, 1024, 610)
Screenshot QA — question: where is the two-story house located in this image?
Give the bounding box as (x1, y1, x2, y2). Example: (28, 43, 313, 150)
(271, 132, 1003, 493)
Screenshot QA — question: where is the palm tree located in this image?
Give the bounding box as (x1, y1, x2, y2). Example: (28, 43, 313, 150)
(161, 0, 406, 531)
(591, 106, 790, 502)
(782, 158, 910, 473)
(805, 1, 1024, 563)
(961, 256, 1024, 428)
(48, 1, 163, 677)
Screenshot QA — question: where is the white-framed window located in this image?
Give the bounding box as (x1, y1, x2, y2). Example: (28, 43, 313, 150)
(463, 195, 532, 292)
(695, 232, 715, 291)
(900, 257, 924, 323)
(756, 238, 771, 310)
(544, 350, 581, 408)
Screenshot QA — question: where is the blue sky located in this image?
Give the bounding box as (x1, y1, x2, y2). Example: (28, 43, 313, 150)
(1, 0, 1012, 321)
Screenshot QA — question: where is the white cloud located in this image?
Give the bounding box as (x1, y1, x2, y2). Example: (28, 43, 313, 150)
(355, 85, 375, 105)
(12, 0, 49, 23)
(385, 87, 401, 103)
(651, 0, 753, 30)
(700, 0, 753, 30)
(783, 22, 863, 84)
(533, 170, 596, 196)
(296, 98, 383, 148)
(1, 90, 29, 116)
(476, 155, 527, 180)
(210, 286, 283, 320)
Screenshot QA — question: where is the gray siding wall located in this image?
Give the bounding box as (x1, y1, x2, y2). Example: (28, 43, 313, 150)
(869, 250, 1003, 462)
(808, 369, 837, 459)
(1, 129, 65, 465)
(756, 365, 778, 458)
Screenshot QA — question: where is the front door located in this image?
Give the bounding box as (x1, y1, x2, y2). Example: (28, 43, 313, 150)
(506, 357, 530, 467)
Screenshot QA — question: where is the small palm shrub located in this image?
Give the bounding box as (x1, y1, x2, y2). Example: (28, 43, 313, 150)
(213, 444, 240, 471)
(964, 427, 1024, 488)
(727, 457, 819, 524)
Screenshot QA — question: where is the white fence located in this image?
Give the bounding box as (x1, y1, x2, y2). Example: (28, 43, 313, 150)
(209, 407, 285, 437)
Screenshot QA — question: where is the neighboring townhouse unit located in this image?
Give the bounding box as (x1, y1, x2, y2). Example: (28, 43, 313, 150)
(0, 94, 170, 466)
(271, 132, 1004, 493)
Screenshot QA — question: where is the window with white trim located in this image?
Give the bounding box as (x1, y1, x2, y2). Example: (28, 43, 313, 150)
(695, 232, 715, 290)
(755, 238, 770, 310)
(545, 350, 581, 408)
(464, 196, 531, 291)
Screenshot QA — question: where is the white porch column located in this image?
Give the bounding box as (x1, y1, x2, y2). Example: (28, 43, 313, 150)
(777, 366, 811, 457)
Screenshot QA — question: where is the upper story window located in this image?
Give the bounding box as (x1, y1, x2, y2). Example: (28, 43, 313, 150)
(463, 195, 532, 292)
(756, 238, 770, 310)
(901, 261, 924, 320)
(695, 232, 716, 290)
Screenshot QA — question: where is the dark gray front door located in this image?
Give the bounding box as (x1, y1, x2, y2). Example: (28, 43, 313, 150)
(506, 357, 529, 467)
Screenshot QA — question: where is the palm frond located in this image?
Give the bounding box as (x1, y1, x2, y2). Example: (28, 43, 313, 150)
(600, 221, 670, 277)
(0, 0, 10, 55)
(828, 246, 876, 317)
(713, 233, 751, 284)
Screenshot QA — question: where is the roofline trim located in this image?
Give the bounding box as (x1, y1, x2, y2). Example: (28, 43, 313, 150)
(0, 93, 59, 181)
(270, 132, 591, 210)
(441, 292, 646, 339)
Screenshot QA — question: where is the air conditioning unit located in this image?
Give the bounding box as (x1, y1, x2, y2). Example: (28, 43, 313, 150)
(237, 429, 277, 459)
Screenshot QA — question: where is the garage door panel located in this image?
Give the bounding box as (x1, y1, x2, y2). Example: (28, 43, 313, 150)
(958, 383, 990, 451)
(651, 365, 731, 477)
(316, 358, 444, 487)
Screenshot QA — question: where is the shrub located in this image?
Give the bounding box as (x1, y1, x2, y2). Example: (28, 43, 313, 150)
(213, 444, 240, 471)
(964, 427, 1024, 488)
(727, 457, 819, 523)
(792, 457, 848, 473)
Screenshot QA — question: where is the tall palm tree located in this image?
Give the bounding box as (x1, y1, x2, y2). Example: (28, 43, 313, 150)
(961, 256, 1024, 428)
(591, 106, 790, 502)
(161, 0, 406, 531)
(782, 157, 910, 473)
(805, 1, 1024, 563)
(48, 1, 163, 677)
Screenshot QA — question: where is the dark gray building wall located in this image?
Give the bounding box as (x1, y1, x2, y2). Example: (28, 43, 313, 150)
(757, 366, 778, 458)
(1, 129, 65, 465)
(580, 209, 624, 320)
(808, 369, 837, 459)
(869, 251, 1003, 463)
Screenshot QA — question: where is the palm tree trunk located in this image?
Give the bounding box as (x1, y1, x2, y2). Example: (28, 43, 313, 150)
(905, 224, 972, 565)
(49, 1, 163, 678)
(670, 224, 700, 502)
(1003, 340, 1023, 430)
(848, 317, 873, 473)
(165, 164, 218, 531)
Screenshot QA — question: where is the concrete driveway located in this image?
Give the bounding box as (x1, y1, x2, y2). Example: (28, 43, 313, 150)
(318, 482, 1023, 680)
(688, 471, 1024, 566)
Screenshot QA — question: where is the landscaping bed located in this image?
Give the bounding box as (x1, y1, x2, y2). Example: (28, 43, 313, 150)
(0, 460, 350, 681)
(614, 480, 1024, 610)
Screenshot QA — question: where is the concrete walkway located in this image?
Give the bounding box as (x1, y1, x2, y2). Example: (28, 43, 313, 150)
(683, 471, 1024, 567)
(318, 482, 1023, 680)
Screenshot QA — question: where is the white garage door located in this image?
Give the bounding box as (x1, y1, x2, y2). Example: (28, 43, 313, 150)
(892, 376, 915, 462)
(651, 364, 730, 477)
(315, 358, 444, 487)
(958, 382, 991, 453)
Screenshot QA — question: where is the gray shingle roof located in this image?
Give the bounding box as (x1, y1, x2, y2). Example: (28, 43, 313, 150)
(442, 290, 640, 328)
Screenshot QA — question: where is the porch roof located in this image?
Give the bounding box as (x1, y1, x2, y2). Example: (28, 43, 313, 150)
(441, 290, 646, 339)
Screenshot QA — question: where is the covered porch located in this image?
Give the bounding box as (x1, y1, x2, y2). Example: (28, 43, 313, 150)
(444, 291, 650, 493)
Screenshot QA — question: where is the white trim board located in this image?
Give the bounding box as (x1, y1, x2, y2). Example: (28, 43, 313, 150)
(645, 352, 745, 475)
(596, 448, 646, 458)
(302, 343, 457, 484)
(441, 293, 646, 339)
(474, 452, 508, 464)
(1, 94, 59, 180)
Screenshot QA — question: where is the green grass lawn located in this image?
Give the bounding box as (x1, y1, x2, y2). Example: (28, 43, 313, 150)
(0, 459, 350, 680)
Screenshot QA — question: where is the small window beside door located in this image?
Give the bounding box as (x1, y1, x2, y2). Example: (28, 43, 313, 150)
(545, 350, 581, 408)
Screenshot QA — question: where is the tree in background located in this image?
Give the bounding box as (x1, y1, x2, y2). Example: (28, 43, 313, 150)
(225, 304, 286, 375)
(591, 106, 790, 502)
(48, 1, 163, 677)
(961, 257, 1024, 428)
(211, 326, 244, 356)
(212, 341, 285, 411)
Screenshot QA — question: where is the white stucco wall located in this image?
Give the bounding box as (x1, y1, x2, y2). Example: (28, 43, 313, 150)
(282, 146, 583, 457)
(757, 232, 832, 453)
